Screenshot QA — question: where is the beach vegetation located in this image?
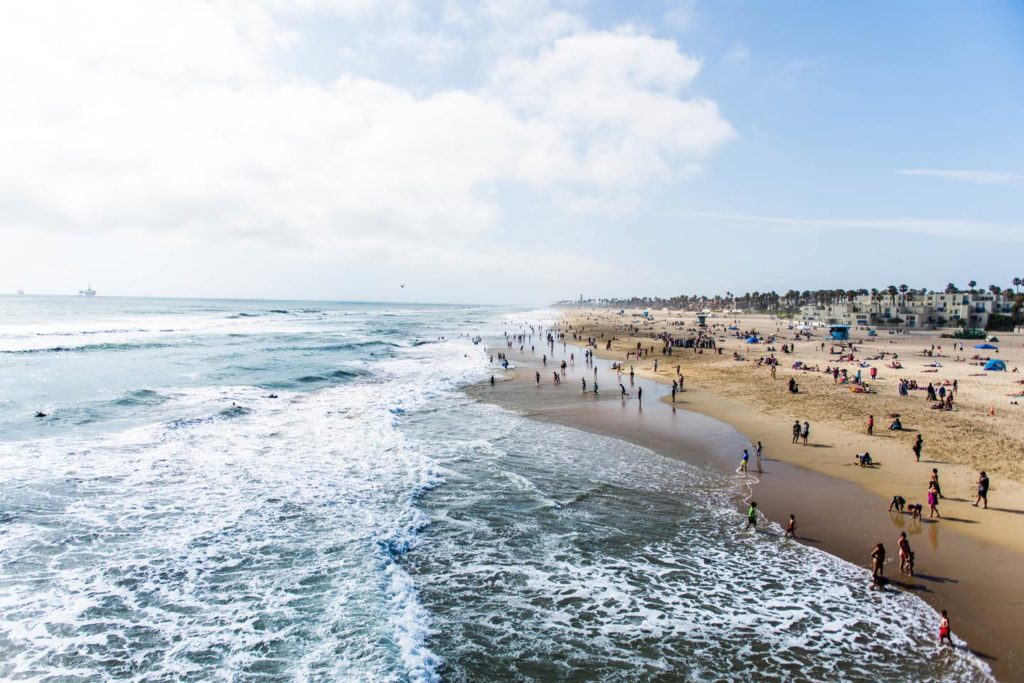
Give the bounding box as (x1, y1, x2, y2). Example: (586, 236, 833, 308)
(985, 313, 1015, 331)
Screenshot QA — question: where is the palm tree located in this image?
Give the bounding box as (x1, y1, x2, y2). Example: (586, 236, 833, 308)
(945, 283, 958, 294)
(1013, 277, 1022, 295)
(887, 285, 898, 306)
(898, 284, 909, 306)
(968, 280, 977, 293)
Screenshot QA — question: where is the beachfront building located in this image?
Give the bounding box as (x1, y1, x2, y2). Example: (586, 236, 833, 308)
(799, 290, 1016, 330)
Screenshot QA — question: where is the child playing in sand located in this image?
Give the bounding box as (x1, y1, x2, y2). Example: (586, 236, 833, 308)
(888, 495, 906, 513)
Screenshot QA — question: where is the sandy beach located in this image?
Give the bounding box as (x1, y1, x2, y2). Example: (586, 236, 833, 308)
(474, 312, 1024, 681)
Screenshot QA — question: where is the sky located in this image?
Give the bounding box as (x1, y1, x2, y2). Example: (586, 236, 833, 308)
(1, 0, 1022, 304)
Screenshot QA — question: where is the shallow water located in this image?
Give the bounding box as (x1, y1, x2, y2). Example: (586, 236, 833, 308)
(0, 296, 991, 681)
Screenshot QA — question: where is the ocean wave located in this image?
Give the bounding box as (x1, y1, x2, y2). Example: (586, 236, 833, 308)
(111, 389, 170, 407)
(1, 341, 174, 355)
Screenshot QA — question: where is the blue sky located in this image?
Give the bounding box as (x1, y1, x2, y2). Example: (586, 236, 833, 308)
(0, 1, 1021, 303)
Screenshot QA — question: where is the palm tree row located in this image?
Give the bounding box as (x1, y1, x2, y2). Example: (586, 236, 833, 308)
(563, 279, 1024, 314)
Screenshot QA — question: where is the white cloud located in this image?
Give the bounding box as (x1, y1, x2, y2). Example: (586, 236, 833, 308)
(899, 169, 1024, 186)
(0, 1, 735, 300)
(723, 42, 750, 64)
(664, 0, 698, 31)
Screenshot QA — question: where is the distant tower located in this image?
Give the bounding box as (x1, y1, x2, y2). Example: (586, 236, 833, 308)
(579, 293, 583, 304)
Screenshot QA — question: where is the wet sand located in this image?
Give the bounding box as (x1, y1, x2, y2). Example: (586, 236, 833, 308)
(470, 342, 1023, 681)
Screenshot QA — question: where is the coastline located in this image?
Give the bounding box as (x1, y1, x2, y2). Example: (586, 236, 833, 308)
(471, 330, 1022, 681)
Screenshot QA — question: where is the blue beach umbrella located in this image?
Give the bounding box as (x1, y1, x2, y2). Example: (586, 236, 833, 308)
(974, 343, 998, 350)
(984, 359, 1006, 371)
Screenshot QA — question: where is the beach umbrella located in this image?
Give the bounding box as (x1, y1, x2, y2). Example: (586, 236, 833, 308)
(984, 359, 1006, 371)
(974, 343, 998, 350)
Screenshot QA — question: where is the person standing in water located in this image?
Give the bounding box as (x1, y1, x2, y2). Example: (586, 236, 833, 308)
(739, 449, 749, 473)
(744, 502, 758, 531)
(897, 532, 913, 575)
(785, 515, 797, 539)
(870, 543, 886, 581)
(939, 610, 952, 646)
(755, 441, 763, 469)
(637, 386, 642, 403)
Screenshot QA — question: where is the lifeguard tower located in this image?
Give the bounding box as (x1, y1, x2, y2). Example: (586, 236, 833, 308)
(829, 324, 850, 341)
(696, 313, 707, 326)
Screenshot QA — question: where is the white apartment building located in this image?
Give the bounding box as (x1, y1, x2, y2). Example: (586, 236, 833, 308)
(799, 291, 1015, 330)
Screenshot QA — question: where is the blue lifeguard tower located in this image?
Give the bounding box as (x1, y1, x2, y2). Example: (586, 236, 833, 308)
(696, 314, 707, 326)
(830, 324, 850, 341)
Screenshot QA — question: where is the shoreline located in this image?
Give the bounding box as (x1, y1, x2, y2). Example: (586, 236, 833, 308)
(472, 332, 1022, 681)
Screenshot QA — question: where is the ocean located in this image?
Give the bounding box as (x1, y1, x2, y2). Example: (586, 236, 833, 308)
(0, 296, 991, 681)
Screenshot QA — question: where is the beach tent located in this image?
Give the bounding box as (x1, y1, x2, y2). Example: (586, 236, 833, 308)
(728, 325, 739, 330)
(745, 336, 759, 344)
(829, 324, 850, 341)
(984, 359, 1006, 371)
(974, 343, 998, 350)
(867, 330, 877, 336)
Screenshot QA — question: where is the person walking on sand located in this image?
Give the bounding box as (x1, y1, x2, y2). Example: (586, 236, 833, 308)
(744, 502, 758, 531)
(801, 421, 810, 445)
(792, 420, 801, 444)
(785, 514, 797, 539)
(912, 434, 923, 462)
(939, 610, 952, 646)
(867, 415, 874, 436)
(927, 484, 940, 518)
(930, 469, 943, 498)
(974, 471, 989, 508)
